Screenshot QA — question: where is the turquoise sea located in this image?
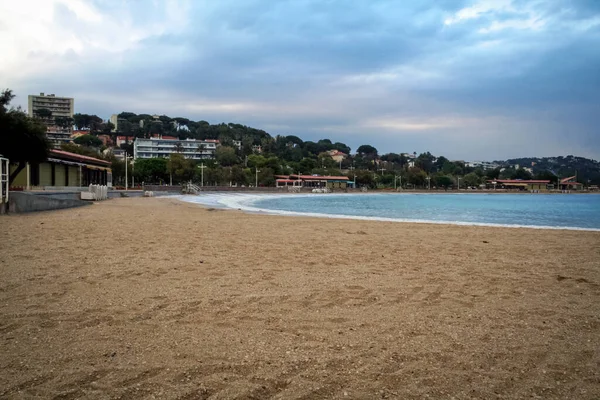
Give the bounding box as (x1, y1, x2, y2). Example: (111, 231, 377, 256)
(181, 193, 600, 231)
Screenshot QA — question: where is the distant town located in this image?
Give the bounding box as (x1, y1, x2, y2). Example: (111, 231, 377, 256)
(3, 91, 600, 192)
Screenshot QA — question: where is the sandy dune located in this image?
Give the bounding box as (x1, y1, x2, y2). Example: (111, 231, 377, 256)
(1, 197, 599, 399)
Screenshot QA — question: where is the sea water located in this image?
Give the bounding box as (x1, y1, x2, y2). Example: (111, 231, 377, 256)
(180, 193, 600, 231)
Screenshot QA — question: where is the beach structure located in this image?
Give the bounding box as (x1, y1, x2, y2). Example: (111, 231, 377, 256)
(275, 174, 352, 189)
(559, 176, 583, 191)
(487, 179, 550, 191)
(9, 150, 112, 189)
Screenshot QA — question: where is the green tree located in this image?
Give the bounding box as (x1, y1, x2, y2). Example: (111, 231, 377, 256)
(230, 165, 247, 185)
(54, 116, 74, 130)
(74, 134, 102, 147)
(60, 143, 103, 158)
(0, 89, 50, 184)
(436, 175, 453, 190)
(215, 146, 238, 166)
(463, 172, 481, 188)
(416, 152, 436, 173)
(357, 144, 378, 157)
(110, 159, 125, 186)
(513, 168, 533, 180)
(486, 168, 501, 180)
(441, 161, 456, 175)
(534, 170, 558, 181)
(318, 152, 336, 169)
(167, 153, 194, 183)
(257, 167, 275, 186)
(299, 157, 317, 172)
(134, 158, 168, 183)
(247, 154, 267, 168)
(203, 166, 224, 186)
(102, 121, 115, 134)
(407, 168, 427, 187)
(33, 108, 53, 119)
(353, 169, 375, 188)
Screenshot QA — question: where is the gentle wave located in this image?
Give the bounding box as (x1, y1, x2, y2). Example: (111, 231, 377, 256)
(177, 193, 600, 232)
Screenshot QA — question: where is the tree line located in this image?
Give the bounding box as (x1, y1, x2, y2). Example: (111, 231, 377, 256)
(2, 89, 599, 188)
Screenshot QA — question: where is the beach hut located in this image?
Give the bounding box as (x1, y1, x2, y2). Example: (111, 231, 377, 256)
(9, 149, 112, 190)
(559, 176, 583, 191)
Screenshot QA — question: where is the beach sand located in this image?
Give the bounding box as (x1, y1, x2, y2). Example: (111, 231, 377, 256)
(1, 197, 599, 399)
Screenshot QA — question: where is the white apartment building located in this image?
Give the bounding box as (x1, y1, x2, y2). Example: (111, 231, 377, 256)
(466, 161, 500, 170)
(133, 137, 219, 160)
(110, 114, 119, 132)
(28, 93, 75, 147)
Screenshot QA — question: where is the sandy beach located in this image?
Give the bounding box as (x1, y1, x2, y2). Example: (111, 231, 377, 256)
(1, 197, 599, 399)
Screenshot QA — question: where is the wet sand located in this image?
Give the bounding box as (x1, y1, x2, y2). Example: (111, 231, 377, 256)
(1, 197, 599, 399)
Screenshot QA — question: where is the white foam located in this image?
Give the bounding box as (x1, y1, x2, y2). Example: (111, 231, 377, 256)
(178, 193, 600, 232)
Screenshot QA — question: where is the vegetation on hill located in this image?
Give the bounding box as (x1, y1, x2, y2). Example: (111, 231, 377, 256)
(2, 90, 599, 189)
(497, 156, 600, 186)
(100, 112, 598, 188)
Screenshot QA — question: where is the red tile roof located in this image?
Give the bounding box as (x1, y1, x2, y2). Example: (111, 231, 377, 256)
(560, 176, 578, 184)
(491, 179, 550, 184)
(289, 175, 349, 181)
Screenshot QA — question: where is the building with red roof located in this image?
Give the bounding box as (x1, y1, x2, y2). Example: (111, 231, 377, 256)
(559, 176, 583, 191)
(9, 150, 112, 190)
(275, 174, 353, 189)
(487, 179, 550, 191)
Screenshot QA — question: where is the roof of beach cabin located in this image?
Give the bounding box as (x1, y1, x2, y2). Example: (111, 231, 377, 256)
(288, 175, 349, 181)
(50, 150, 111, 166)
(489, 179, 550, 184)
(560, 176, 580, 184)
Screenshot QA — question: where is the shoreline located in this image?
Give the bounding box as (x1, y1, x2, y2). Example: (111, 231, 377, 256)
(178, 193, 600, 232)
(193, 187, 599, 195)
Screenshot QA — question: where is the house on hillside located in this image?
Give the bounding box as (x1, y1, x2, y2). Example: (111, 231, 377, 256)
(327, 150, 347, 163)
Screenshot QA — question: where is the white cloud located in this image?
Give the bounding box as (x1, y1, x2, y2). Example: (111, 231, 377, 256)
(0, 0, 190, 80)
(444, 0, 514, 25)
(479, 16, 546, 33)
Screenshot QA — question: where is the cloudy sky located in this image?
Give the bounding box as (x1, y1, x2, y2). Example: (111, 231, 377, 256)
(1, 0, 599, 160)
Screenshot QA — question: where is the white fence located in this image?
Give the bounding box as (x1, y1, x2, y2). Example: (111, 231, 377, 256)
(81, 184, 108, 201)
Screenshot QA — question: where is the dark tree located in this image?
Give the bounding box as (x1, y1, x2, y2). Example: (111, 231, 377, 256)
(0, 89, 50, 184)
(33, 108, 53, 119)
(357, 145, 378, 157)
(74, 134, 102, 147)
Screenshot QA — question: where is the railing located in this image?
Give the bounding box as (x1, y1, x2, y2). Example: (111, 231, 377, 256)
(1, 156, 9, 207)
(185, 182, 201, 194)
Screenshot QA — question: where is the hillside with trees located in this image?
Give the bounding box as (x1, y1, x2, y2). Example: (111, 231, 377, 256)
(496, 156, 600, 185)
(2, 90, 598, 189)
(95, 112, 600, 188)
